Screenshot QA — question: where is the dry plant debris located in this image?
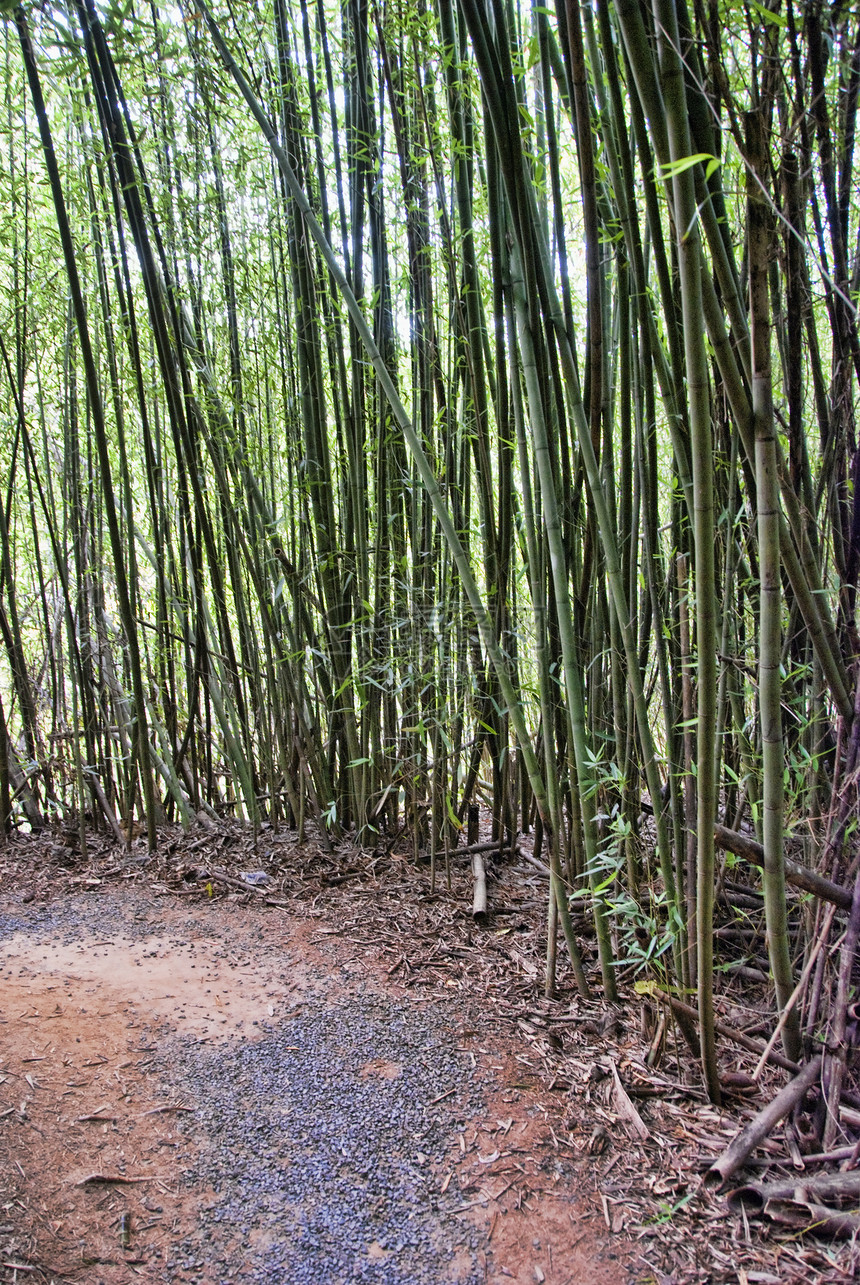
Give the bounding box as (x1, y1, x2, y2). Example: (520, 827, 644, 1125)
(0, 821, 858, 1283)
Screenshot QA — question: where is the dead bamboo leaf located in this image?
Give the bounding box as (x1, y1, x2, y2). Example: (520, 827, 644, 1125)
(608, 1062, 649, 1141)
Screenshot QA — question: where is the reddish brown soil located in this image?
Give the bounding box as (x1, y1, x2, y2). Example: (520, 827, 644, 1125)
(0, 850, 632, 1285)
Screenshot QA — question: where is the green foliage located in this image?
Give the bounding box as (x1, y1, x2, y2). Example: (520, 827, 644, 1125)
(657, 152, 721, 181)
(0, 0, 855, 1075)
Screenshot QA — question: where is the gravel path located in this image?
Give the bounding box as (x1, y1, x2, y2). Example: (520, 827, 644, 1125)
(0, 894, 203, 943)
(164, 996, 484, 1283)
(1, 872, 632, 1285)
(1, 891, 487, 1283)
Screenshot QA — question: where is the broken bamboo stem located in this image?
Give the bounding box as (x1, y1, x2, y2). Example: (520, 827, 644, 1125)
(764, 1197, 860, 1239)
(471, 852, 487, 917)
(727, 1170, 860, 1208)
(714, 824, 851, 910)
(705, 1055, 822, 1190)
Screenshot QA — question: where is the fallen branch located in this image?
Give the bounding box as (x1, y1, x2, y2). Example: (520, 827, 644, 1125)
(764, 1197, 860, 1240)
(727, 1171, 860, 1209)
(139, 1104, 194, 1117)
(515, 845, 550, 878)
(705, 1056, 822, 1190)
(75, 1172, 163, 1186)
(457, 839, 511, 856)
(82, 768, 127, 848)
(714, 824, 851, 910)
(514, 846, 590, 903)
(193, 868, 270, 896)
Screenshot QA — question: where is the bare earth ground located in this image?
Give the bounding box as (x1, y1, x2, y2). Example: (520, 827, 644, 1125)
(0, 823, 857, 1284)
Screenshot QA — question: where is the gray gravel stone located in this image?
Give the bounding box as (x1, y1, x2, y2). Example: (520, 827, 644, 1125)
(161, 993, 484, 1283)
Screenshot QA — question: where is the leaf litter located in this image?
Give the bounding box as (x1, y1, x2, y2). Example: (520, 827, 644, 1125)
(0, 820, 857, 1283)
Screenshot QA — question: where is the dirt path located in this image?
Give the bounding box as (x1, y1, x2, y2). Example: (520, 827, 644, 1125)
(0, 878, 632, 1284)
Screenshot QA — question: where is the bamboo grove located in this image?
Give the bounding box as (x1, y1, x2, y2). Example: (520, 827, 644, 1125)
(1, 0, 859, 1099)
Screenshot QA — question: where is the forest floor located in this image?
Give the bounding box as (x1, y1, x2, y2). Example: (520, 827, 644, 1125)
(0, 821, 857, 1284)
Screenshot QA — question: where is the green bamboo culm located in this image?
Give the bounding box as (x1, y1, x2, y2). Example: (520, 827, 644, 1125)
(653, 0, 720, 1103)
(746, 109, 800, 1064)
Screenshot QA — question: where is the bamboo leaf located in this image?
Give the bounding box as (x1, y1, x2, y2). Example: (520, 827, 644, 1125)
(658, 152, 720, 181)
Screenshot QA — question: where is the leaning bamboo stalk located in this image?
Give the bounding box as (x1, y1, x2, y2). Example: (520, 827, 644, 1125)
(823, 727, 860, 1149)
(653, 0, 719, 1101)
(705, 1056, 822, 1191)
(462, 0, 679, 952)
(0, 696, 10, 839)
(503, 278, 588, 997)
(616, 0, 852, 737)
(509, 245, 615, 1000)
(17, 8, 158, 851)
(713, 825, 851, 910)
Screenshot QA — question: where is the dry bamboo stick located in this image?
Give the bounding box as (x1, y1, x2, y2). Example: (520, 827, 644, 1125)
(764, 1197, 860, 1239)
(705, 1056, 822, 1190)
(714, 824, 851, 910)
(728, 1170, 860, 1207)
(471, 853, 487, 918)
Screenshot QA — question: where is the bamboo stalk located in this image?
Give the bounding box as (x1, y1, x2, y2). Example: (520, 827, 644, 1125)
(705, 1056, 823, 1191)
